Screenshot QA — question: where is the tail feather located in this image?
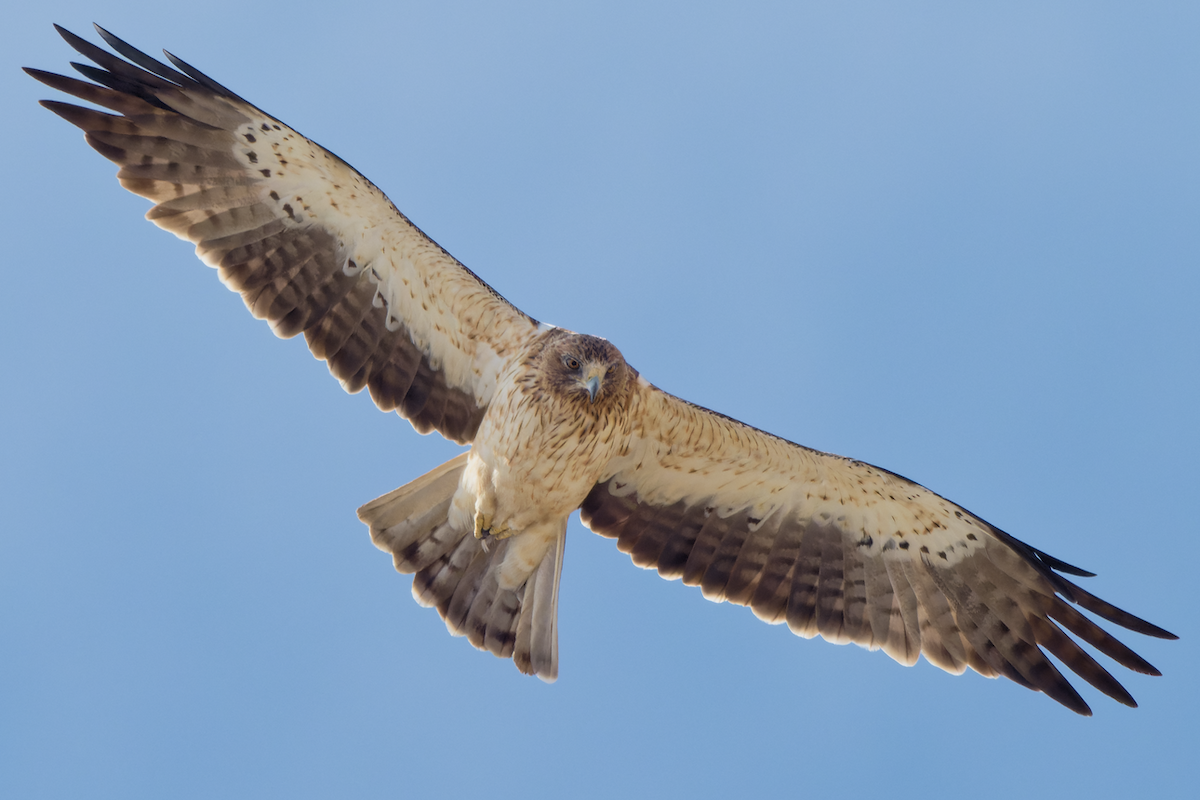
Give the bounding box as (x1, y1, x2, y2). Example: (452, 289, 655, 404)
(414, 531, 480, 612)
(514, 524, 565, 680)
(357, 455, 564, 682)
(479, 579, 522, 658)
(443, 541, 494, 626)
(359, 453, 468, 534)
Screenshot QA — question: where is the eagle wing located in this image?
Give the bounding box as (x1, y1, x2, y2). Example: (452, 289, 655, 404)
(27, 25, 540, 443)
(582, 380, 1176, 714)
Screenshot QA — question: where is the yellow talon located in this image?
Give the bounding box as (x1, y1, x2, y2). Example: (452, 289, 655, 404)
(473, 511, 516, 542)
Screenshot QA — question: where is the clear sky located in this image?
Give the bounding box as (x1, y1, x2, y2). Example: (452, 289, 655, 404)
(3, 2, 1197, 798)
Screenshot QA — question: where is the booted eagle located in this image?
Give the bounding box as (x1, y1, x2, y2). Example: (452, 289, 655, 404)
(28, 25, 1176, 715)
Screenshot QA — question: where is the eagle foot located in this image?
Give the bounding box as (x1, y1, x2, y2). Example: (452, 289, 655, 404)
(473, 512, 514, 542)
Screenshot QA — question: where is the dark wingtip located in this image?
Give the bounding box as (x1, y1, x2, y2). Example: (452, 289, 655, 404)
(1130, 619, 1181, 641)
(23, 66, 53, 84)
(1105, 683, 1138, 709)
(89, 23, 193, 87)
(92, 24, 134, 57)
(37, 99, 92, 125)
(1057, 577, 1180, 640)
(162, 49, 242, 100)
(1147, 627, 1178, 641)
(1053, 682, 1093, 716)
(1032, 547, 1096, 578)
(1068, 699, 1094, 717)
(53, 23, 90, 51)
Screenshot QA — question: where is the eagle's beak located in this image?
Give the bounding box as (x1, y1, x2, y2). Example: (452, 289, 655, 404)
(584, 371, 602, 403)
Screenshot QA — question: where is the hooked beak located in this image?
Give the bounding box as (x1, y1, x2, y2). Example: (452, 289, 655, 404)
(584, 371, 602, 403)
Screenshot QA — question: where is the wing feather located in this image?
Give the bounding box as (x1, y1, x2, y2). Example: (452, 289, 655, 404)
(898, 558, 965, 674)
(724, 512, 783, 607)
(581, 380, 1175, 713)
(746, 523, 802, 624)
(655, 504, 706, 581)
(837, 543, 870, 645)
(625, 501, 684, 570)
(868, 556, 921, 666)
(29, 26, 541, 444)
(785, 520, 832, 639)
(699, 510, 754, 602)
(684, 511, 734, 598)
(880, 557, 923, 666)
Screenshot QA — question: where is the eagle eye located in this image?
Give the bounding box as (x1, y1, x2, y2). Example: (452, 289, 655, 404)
(564, 356, 581, 371)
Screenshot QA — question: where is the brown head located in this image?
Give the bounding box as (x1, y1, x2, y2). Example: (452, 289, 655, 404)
(535, 331, 633, 412)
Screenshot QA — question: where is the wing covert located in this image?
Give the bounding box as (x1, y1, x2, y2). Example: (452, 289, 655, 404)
(28, 25, 540, 443)
(581, 380, 1176, 714)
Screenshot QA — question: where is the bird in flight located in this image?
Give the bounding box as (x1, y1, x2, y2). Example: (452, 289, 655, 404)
(27, 24, 1176, 715)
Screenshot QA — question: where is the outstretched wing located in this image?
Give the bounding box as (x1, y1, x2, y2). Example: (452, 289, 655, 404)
(582, 380, 1176, 714)
(27, 25, 541, 443)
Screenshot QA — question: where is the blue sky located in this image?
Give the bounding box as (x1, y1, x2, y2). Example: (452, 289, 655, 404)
(3, 2, 1197, 798)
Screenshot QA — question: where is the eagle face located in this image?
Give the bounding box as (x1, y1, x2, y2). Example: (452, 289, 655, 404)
(542, 333, 631, 411)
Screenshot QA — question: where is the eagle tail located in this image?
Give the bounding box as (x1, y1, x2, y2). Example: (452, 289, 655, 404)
(357, 454, 562, 682)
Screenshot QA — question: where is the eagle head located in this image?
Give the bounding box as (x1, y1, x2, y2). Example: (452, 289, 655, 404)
(542, 332, 631, 409)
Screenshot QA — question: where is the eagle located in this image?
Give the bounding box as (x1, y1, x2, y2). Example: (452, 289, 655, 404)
(27, 24, 1176, 715)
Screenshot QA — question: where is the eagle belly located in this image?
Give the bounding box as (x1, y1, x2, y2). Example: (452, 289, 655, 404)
(451, 364, 627, 591)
